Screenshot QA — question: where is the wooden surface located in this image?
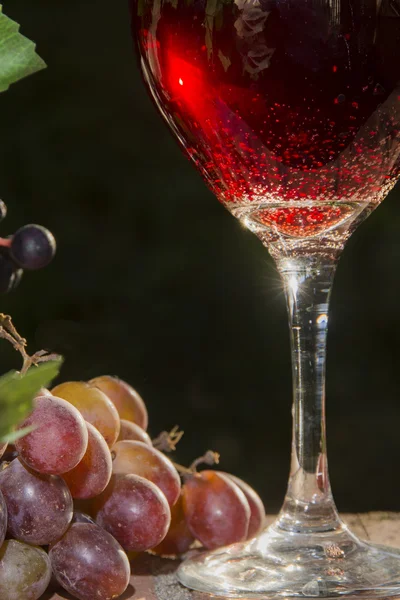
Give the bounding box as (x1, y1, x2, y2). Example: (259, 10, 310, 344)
(42, 513, 400, 600)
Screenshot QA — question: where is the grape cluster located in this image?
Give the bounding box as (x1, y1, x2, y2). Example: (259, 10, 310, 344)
(0, 375, 266, 600)
(0, 200, 56, 293)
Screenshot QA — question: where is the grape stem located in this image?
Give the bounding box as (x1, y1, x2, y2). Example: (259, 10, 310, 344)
(173, 450, 220, 479)
(0, 313, 61, 375)
(152, 425, 184, 452)
(0, 238, 11, 248)
(190, 450, 220, 472)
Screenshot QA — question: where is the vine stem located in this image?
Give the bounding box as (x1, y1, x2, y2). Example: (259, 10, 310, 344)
(0, 314, 60, 375)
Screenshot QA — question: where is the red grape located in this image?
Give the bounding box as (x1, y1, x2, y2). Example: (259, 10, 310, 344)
(0, 539, 51, 600)
(0, 491, 6, 548)
(183, 470, 251, 549)
(50, 523, 130, 600)
(15, 394, 88, 475)
(51, 381, 121, 447)
(62, 422, 112, 499)
(223, 473, 266, 538)
(112, 440, 181, 506)
(0, 458, 73, 545)
(117, 419, 152, 445)
(152, 492, 194, 557)
(94, 474, 171, 552)
(90, 375, 148, 430)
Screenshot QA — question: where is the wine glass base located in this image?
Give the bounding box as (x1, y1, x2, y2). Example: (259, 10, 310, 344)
(177, 522, 400, 598)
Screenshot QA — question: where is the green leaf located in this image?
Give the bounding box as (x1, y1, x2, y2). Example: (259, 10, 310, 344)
(0, 358, 63, 442)
(0, 5, 47, 93)
(2, 425, 36, 444)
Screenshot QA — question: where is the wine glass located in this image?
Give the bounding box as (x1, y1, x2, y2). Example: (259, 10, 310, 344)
(132, 0, 400, 596)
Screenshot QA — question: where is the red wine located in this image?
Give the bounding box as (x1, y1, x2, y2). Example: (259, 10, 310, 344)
(134, 0, 400, 239)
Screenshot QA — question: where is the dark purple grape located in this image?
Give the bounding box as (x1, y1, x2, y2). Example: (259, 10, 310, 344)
(0, 249, 22, 293)
(0, 539, 51, 600)
(50, 523, 130, 600)
(10, 224, 56, 270)
(0, 458, 73, 545)
(0, 490, 7, 548)
(0, 200, 7, 222)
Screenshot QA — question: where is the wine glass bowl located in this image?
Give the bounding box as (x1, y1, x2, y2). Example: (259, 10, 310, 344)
(132, 0, 400, 596)
(135, 0, 400, 256)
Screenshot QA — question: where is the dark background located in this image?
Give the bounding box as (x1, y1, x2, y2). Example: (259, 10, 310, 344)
(0, 0, 399, 513)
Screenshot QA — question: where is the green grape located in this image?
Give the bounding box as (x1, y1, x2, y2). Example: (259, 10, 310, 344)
(0, 539, 51, 600)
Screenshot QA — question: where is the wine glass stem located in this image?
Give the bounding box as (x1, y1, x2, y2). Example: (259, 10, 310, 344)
(275, 255, 342, 534)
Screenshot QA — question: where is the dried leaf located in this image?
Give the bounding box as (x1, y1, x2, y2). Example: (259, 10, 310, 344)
(204, 0, 219, 58)
(218, 49, 231, 71)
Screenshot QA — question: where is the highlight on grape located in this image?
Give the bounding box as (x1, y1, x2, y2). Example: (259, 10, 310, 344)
(0, 371, 266, 600)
